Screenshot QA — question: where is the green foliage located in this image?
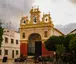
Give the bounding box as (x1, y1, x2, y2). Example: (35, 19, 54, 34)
(45, 34, 76, 63)
(45, 35, 65, 51)
(45, 34, 76, 51)
(64, 34, 76, 51)
(0, 27, 4, 47)
(45, 36, 57, 51)
(56, 44, 65, 56)
(69, 36, 76, 51)
(48, 57, 53, 62)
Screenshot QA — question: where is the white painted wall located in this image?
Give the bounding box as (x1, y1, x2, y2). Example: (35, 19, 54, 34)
(0, 28, 20, 59)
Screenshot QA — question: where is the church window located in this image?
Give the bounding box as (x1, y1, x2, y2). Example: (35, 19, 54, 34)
(44, 31, 48, 37)
(22, 32, 25, 38)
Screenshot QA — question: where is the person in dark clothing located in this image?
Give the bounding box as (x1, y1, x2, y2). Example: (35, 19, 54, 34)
(19, 54, 25, 62)
(2, 55, 8, 64)
(38, 56, 42, 62)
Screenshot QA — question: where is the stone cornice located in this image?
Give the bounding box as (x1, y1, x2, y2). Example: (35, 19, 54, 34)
(20, 23, 54, 29)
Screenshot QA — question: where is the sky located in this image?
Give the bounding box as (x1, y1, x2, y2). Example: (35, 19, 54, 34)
(34, 0, 76, 25)
(0, 0, 76, 30)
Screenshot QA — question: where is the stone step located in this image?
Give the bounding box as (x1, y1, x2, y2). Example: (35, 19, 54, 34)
(27, 56, 34, 59)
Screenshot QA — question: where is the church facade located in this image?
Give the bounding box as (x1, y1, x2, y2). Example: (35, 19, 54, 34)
(20, 7, 64, 56)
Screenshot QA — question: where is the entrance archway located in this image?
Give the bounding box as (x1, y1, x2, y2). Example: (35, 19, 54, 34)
(28, 33, 42, 56)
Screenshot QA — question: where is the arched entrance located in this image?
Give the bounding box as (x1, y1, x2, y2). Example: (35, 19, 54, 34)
(28, 33, 42, 56)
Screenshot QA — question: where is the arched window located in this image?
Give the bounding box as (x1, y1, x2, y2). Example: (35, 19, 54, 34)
(22, 32, 25, 38)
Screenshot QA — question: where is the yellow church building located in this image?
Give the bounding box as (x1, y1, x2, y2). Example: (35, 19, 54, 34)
(20, 7, 64, 57)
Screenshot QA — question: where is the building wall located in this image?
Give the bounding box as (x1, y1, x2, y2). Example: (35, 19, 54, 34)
(70, 31, 76, 34)
(20, 27, 63, 41)
(53, 29, 63, 36)
(20, 8, 64, 56)
(0, 28, 20, 59)
(20, 26, 63, 56)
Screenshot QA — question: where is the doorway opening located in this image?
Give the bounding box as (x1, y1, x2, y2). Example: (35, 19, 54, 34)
(28, 33, 42, 56)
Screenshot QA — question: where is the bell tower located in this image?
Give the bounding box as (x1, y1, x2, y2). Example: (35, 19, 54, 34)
(30, 7, 41, 24)
(20, 16, 28, 25)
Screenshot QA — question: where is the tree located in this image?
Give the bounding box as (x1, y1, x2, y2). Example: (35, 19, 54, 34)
(0, 22, 4, 47)
(45, 36, 57, 51)
(69, 36, 76, 50)
(56, 44, 65, 56)
(45, 34, 76, 64)
(45, 35, 65, 51)
(55, 44, 66, 63)
(69, 36, 76, 55)
(69, 36, 76, 64)
(64, 34, 76, 52)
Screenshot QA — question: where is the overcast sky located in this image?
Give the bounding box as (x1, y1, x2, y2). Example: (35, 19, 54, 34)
(34, 0, 76, 25)
(0, 0, 76, 30)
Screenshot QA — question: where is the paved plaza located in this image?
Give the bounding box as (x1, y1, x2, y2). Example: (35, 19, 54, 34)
(0, 59, 34, 64)
(0, 58, 53, 64)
